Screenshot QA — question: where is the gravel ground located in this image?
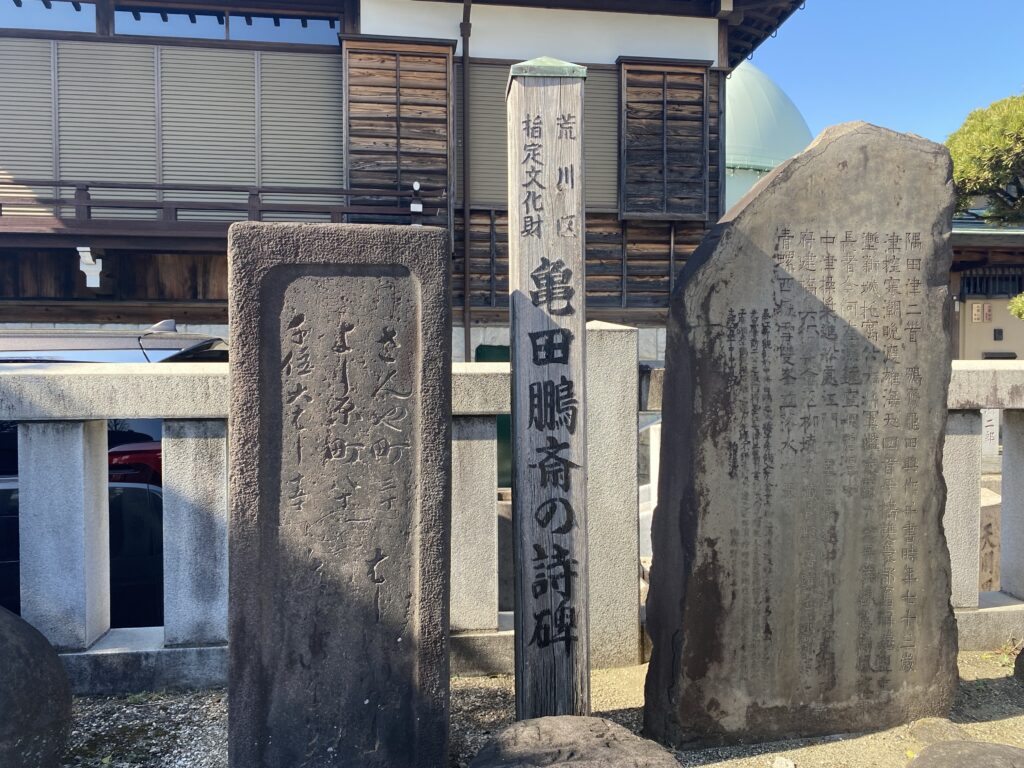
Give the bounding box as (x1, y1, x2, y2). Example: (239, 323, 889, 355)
(61, 650, 1022, 768)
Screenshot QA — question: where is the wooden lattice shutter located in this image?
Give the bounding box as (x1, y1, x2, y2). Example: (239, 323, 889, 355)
(342, 38, 454, 227)
(618, 59, 710, 222)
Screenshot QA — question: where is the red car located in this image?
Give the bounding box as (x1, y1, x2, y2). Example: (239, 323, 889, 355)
(109, 442, 162, 486)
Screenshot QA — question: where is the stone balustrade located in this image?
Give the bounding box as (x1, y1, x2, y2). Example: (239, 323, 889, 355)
(0, 354, 1020, 692)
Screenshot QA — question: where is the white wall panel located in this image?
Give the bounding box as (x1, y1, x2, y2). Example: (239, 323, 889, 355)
(361, 0, 720, 66)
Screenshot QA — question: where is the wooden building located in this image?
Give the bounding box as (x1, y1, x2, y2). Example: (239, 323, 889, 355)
(0, 0, 803, 351)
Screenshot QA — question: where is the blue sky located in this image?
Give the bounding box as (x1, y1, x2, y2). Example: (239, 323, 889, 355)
(751, 0, 1024, 144)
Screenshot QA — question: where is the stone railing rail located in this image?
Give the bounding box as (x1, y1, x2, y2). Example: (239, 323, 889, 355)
(0, 351, 1021, 693)
(638, 360, 1024, 412)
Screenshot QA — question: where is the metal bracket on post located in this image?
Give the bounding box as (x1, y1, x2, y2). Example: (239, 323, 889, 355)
(77, 246, 102, 289)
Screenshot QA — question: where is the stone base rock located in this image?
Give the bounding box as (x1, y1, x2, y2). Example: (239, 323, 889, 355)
(0, 607, 73, 768)
(469, 716, 680, 767)
(907, 718, 968, 745)
(907, 741, 1024, 767)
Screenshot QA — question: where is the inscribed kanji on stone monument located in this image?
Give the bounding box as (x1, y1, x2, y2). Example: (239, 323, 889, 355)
(644, 123, 958, 745)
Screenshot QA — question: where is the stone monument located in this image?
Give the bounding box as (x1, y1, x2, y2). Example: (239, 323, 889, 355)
(0, 606, 72, 768)
(228, 223, 451, 767)
(644, 123, 959, 745)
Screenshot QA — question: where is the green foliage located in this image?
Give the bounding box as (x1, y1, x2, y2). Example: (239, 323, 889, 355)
(1009, 292, 1024, 321)
(947, 93, 1024, 223)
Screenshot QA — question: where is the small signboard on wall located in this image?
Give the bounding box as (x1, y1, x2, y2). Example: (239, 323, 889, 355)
(972, 303, 982, 323)
(983, 303, 993, 322)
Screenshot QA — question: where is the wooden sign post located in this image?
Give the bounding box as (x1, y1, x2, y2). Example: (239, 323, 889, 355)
(507, 57, 590, 720)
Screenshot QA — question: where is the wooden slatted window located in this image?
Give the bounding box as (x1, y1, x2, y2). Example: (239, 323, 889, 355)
(342, 38, 454, 227)
(619, 59, 710, 222)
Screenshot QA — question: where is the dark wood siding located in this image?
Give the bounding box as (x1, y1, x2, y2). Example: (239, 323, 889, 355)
(342, 38, 454, 227)
(452, 211, 710, 318)
(618, 59, 711, 222)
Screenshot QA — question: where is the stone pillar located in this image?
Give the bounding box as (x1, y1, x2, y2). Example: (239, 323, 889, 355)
(648, 421, 662, 510)
(18, 420, 109, 650)
(943, 411, 982, 608)
(1002, 410, 1024, 599)
(228, 223, 451, 768)
(450, 416, 498, 632)
(586, 320, 641, 668)
(162, 419, 228, 646)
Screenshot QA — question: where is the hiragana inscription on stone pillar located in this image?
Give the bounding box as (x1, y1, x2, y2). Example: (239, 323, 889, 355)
(507, 57, 590, 720)
(228, 223, 451, 768)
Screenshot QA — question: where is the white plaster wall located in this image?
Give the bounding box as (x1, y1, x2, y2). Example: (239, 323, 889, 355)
(360, 0, 720, 66)
(960, 299, 1024, 361)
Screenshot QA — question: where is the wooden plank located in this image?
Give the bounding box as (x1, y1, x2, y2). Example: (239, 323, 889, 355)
(343, 39, 453, 228)
(620, 60, 709, 222)
(507, 67, 589, 720)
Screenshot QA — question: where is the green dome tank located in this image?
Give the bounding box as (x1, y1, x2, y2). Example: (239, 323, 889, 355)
(725, 62, 812, 212)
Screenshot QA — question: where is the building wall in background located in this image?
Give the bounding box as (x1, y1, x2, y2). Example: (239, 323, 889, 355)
(359, 0, 719, 65)
(960, 299, 1024, 361)
(0, 38, 344, 205)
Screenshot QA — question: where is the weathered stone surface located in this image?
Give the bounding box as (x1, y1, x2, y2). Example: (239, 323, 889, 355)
(469, 716, 680, 767)
(907, 718, 968, 745)
(0, 607, 72, 768)
(162, 419, 228, 647)
(228, 223, 451, 767)
(451, 416, 499, 632)
(644, 123, 959, 746)
(906, 741, 1024, 767)
(943, 411, 982, 608)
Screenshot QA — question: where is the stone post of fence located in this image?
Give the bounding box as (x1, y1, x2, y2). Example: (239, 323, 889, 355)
(1002, 410, 1024, 599)
(162, 419, 229, 646)
(942, 410, 983, 608)
(450, 415, 499, 632)
(18, 420, 109, 650)
(585, 320, 641, 668)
